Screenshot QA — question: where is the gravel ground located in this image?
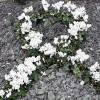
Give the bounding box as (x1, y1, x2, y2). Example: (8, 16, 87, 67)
(0, 0, 100, 100)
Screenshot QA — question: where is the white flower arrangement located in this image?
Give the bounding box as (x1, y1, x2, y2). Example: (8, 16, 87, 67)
(42, 0, 50, 11)
(39, 43, 56, 57)
(90, 62, 100, 81)
(52, 1, 64, 12)
(70, 49, 89, 65)
(1, 1, 99, 99)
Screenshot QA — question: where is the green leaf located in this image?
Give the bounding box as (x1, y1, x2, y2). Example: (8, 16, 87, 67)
(63, 62, 70, 70)
(13, 21, 20, 31)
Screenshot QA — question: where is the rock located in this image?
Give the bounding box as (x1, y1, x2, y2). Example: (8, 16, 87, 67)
(16, 58, 23, 64)
(46, 69, 54, 75)
(82, 96, 89, 100)
(48, 73, 56, 80)
(37, 94, 44, 99)
(60, 96, 65, 100)
(36, 88, 45, 95)
(48, 91, 55, 100)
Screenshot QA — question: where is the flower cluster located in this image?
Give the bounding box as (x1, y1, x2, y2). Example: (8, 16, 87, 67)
(70, 49, 89, 65)
(23, 6, 33, 13)
(71, 7, 88, 22)
(0, 90, 5, 98)
(22, 31, 43, 49)
(54, 35, 71, 47)
(42, 0, 50, 11)
(39, 43, 56, 57)
(68, 21, 91, 39)
(90, 62, 100, 82)
(52, 1, 64, 12)
(58, 51, 67, 58)
(0, 1, 94, 99)
(3, 56, 41, 98)
(63, 1, 77, 11)
(18, 6, 33, 34)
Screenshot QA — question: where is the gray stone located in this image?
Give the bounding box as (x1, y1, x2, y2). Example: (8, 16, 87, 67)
(36, 88, 45, 95)
(46, 68, 54, 75)
(48, 91, 55, 100)
(37, 94, 44, 99)
(60, 96, 65, 100)
(48, 73, 56, 80)
(16, 58, 23, 64)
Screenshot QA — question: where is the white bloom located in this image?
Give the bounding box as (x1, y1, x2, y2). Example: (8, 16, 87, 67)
(23, 6, 33, 13)
(90, 62, 100, 81)
(52, 1, 64, 12)
(80, 81, 85, 85)
(42, 0, 50, 11)
(39, 43, 56, 57)
(21, 21, 32, 34)
(54, 37, 59, 45)
(25, 31, 43, 49)
(0, 90, 5, 98)
(36, 61, 41, 66)
(21, 44, 30, 49)
(58, 51, 67, 57)
(75, 49, 89, 63)
(25, 16, 30, 21)
(18, 13, 25, 20)
(70, 49, 89, 64)
(5, 74, 10, 81)
(68, 21, 90, 37)
(60, 35, 69, 40)
(72, 7, 86, 19)
(41, 71, 46, 76)
(63, 1, 77, 12)
(83, 15, 88, 22)
(90, 62, 100, 72)
(6, 92, 11, 98)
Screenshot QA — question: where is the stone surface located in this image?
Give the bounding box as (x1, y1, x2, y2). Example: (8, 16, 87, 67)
(0, 0, 100, 100)
(48, 91, 55, 100)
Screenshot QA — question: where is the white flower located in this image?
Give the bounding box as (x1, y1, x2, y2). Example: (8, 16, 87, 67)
(52, 1, 64, 12)
(75, 49, 89, 63)
(23, 6, 33, 13)
(0, 90, 5, 98)
(42, 0, 50, 11)
(25, 16, 30, 21)
(90, 62, 100, 72)
(36, 61, 41, 66)
(83, 15, 88, 22)
(21, 21, 32, 34)
(41, 71, 46, 76)
(6, 92, 11, 98)
(54, 37, 59, 45)
(39, 43, 56, 57)
(5, 74, 10, 81)
(21, 44, 30, 49)
(58, 51, 67, 57)
(25, 31, 43, 49)
(60, 35, 69, 40)
(4, 56, 41, 91)
(18, 13, 25, 20)
(90, 62, 100, 82)
(72, 7, 86, 19)
(63, 1, 77, 12)
(68, 21, 90, 38)
(80, 81, 85, 85)
(70, 49, 89, 64)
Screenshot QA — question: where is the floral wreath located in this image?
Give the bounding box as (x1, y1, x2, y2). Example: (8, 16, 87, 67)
(0, 0, 99, 99)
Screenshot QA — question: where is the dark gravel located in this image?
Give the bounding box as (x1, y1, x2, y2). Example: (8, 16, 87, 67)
(0, 0, 100, 100)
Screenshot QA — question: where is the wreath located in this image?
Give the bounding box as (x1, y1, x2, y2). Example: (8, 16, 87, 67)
(0, 0, 99, 100)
